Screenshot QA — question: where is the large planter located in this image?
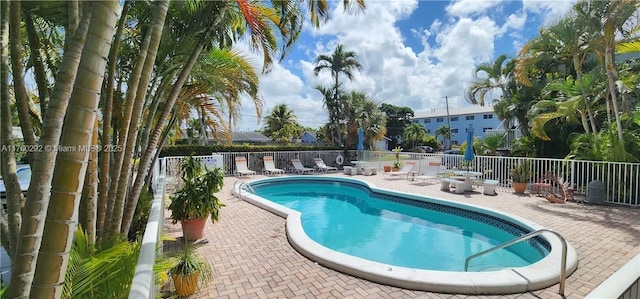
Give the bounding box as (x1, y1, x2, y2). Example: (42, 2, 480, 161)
(172, 272, 200, 296)
(383, 165, 391, 172)
(513, 182, 528, 194)
(181, 218, 207, 241)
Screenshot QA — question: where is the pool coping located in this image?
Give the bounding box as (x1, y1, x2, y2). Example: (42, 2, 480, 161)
(235, 176, 579, 295)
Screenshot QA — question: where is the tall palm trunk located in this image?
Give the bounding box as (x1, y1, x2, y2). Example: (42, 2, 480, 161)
(121, 7, 229, 236)
(79, 118, 99, 242)
(573, 55, 598, 138)
(30, 2, 119, 297)
(9, 0, 37, 152)
(604, 47, 624, 144)
(0, 0, 23, 259)
(97, 0, 129, 242)
(7, 4, 93, 297)
(0, 0, 11, 253)
(110, 0, 168, 237)
(24, 12, 50, 118)
(105, 11, 155, 237)
(121, 41, 208, 236)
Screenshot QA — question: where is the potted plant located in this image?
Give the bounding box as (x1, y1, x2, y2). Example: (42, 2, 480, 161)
(510, 160, 532, 194)
(168, 156, 225, 241)
(392, 146, 403, 171)
(169, 241, 212, 296)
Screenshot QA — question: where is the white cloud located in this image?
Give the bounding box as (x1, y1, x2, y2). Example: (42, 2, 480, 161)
(231, 0, 567, 132)
(446, 0, 501, 17)
(522, 0, 575, 25)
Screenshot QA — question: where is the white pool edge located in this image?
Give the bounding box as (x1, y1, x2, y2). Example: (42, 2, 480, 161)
(235, 176, 579, 295)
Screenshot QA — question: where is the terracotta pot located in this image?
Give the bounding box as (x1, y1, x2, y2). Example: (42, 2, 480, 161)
(383, 165, 391, 172)
(172, 271, 200, 296)
(512, 182, 528, 194)
(181, 218, 207, 241)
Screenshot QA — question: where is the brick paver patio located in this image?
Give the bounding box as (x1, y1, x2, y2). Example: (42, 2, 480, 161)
(163, 173, 640, 299)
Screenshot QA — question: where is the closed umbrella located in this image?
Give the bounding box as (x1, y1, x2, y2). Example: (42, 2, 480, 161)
(463, 125, 475, 168)
(357, 127, 364, 151)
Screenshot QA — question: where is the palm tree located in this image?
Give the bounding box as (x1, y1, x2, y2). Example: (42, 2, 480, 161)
(263, 104, 299, 143)
(403, 123, 428, 149)
(574, 0, 639, 143)
(314, 44, 362, 146)
(435, 126, 451, 150)
(516, 15, 599, 138)
(342, 91, 386, 149)
(466, 54, 513, 106)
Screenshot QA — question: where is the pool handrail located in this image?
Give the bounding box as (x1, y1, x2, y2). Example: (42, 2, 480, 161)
(233, 181, 255, 197)
(464, 228, 568, 295)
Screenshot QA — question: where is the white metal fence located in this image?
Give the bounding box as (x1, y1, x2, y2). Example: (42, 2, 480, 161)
(162, 150, 640, 206)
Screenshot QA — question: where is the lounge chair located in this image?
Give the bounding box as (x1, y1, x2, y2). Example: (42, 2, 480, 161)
(263, 156, 285, 175)
(313, 158, 337, 172)
(412, 162, 443, 184)
(382, 161, 416, 179)
(291, 159, 314, 174)
(234, 157, 256, 177)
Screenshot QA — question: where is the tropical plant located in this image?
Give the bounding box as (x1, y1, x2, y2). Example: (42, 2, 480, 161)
(314, 44, 363, 146)
(263, 104, 301, 143)
(403, 122, 428, 149)
(168, 240, 212, 296)
(379, 104, 414, 149)
(435, 126, 451, 150)
(62, 227, 140, 299)
(466, 54, 513, 106)
(510, 159, 533, 183)
(168, 156, 225, 223)
(392, 146, 403, 169)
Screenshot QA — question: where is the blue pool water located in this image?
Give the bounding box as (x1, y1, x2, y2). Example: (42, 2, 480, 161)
(251, 180, 549, 272)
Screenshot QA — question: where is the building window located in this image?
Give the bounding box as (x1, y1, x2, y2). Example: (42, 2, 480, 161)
(483, 127, 492, 132)
(436, 117, 443, 122)
(451, 128, 459, 133)
(451, 117, 458, 121)
(427, 129, 431, 134)
(425, 119, 431, 123)
(465, 115, 474, 120)
(452, 140, 459, 145)
(483, 114, 493, 119)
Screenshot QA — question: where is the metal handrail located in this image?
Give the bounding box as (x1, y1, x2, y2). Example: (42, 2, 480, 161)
(464, 228, 568, 295)
(233, 181, 255, 197)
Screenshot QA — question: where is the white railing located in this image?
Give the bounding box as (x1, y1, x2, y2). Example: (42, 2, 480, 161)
(129, 158, 166, 299)
(162, 150, 640, 206)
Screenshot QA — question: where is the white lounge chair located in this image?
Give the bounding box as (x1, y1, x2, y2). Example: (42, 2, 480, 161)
(313, 158, 337, 172)
(234, 157, 256, 177)
(412, 162, 444, 184)
(291, 159, 314, 174)
(382, 161, 416, 179)
(263, 156, 285, 175)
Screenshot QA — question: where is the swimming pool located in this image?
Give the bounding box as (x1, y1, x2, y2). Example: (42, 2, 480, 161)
(236, 176, 578, 294)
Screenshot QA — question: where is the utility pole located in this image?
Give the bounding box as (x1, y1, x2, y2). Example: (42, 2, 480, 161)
(445, 96, 452, 150)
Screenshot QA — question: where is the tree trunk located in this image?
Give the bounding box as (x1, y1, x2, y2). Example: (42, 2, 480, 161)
(7, 4, 93, 297)
(24, 12, 51, 119)
(604, 46, 624, 144)
(96, 0, 129, 242)
(105, 12, 155, 236)
(79, 118, 99, 243)
(30, 2, 118, 297)
(110, 0, 168, 237)
(9, 0, 37, 152)
(573, 55, 598, 138)
(0, 0, 23, 259)
(121, 42, 206, 236)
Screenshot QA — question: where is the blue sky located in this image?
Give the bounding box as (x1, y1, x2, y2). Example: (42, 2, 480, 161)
(235, 0, 575, 131)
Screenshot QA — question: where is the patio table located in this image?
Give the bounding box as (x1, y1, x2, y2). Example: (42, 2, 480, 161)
(454, 171, 484, 192)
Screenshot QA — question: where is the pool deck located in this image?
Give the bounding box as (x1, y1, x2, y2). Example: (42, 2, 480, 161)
(163, 173, 640, 298)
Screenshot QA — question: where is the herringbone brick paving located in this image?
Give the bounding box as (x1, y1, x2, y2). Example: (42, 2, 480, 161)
(164, 173, 640, 298)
